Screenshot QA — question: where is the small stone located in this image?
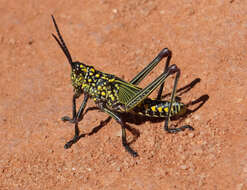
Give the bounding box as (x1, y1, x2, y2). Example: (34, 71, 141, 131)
(193, 114, 200, 120)
(236, 183, 244, 190)
(116, 167, 121, 172)
(112, 9, 118, 14)
(28, 39, 33, 45)
(48, 149, 54, 153)
(185, 118, 191, 123)
(180, 165, 188, 170)
(188, 133, 195, 138)
(236, 98, 243, 103)
(116, 130, 122, 137)
(9, 38, 15, 45)
(160, 10, 165, 14)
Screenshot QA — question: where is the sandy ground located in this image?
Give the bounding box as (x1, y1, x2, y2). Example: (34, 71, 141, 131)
(0, 0, 247, 189)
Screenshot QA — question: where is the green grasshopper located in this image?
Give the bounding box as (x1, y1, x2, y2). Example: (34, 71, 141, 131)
(51, 15, 193, 157)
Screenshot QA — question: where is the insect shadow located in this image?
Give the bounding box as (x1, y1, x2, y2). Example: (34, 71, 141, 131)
(73, 78, 209, 145)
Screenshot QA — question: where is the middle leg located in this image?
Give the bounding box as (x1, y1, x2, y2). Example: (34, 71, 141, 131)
(102, 106, 138, 157)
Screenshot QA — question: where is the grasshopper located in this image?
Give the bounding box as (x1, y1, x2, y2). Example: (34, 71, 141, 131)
(51, 15, 193, 157)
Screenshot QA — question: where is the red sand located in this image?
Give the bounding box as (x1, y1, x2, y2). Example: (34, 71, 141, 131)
(0, 0, 246, 189)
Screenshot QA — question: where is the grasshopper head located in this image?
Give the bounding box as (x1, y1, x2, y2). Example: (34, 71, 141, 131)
(51, 15, 87, 90)
(70, 62, 87, 89)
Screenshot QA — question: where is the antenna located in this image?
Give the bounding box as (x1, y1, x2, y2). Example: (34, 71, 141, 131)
(51, 15, 73, 66)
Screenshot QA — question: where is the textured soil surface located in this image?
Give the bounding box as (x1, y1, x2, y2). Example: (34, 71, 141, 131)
(0, 0, 247, 189)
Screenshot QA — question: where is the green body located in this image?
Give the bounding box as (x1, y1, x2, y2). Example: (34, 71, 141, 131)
(71, 62, 186, 118)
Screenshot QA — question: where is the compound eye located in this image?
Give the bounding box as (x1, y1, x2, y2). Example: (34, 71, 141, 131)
(72, 62, 86, 76)
(72, 63, 80, 74)
(76, 64, 80, 71)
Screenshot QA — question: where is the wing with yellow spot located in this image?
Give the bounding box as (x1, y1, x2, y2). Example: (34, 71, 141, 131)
(114, 78, 142, 105)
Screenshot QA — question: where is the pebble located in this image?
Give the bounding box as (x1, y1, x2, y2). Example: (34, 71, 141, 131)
(180, 165, 188, 170)
(236, 183, 244, 190)
(112, 9, 118, 14)
(9, 38, 16, 45)
(185, 118, 191, 123)
(193, 114, 200, 120)
(188, 133, 195, 138)
(236, 98, 243, 103)
(116, 130, 122, 137)
(160, 10, 165, 14)
(116, 167, 121, 172)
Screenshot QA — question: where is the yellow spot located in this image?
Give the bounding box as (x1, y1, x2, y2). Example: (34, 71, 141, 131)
(93, 98, 97, 101)
(164, 107, 168, 113)
(103, 86, 106, 90)
(97, 86, 102, 90)
(151, 106, 156, 112)
(80, 65, 86, 71)
(101, 91, 106, 96)
(95, 74, 100, 78)
(109, 78, 115, 82)
(88, 79, 92, 83)
(82, 84, 88, 88)
(90, 68, 95, 72)
(158, 107, 163, 113)
(111, 96, 115, 101)
(89, 72, 93, 76)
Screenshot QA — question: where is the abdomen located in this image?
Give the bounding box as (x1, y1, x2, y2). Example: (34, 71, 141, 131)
(132, 98, 187, 118)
